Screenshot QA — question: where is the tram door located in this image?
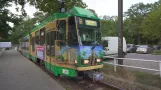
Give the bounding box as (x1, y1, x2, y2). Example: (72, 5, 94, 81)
(46, 31, 56, 71)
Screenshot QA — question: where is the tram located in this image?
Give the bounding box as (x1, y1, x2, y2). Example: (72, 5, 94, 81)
(19, 6, 104, 80)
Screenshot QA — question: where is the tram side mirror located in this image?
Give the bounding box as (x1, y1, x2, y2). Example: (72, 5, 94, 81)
(102, 40, 108, 49)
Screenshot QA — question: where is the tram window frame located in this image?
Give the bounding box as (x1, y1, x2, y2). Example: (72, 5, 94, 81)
(35, 31, 40, 45)
(40, 28, 45, 45)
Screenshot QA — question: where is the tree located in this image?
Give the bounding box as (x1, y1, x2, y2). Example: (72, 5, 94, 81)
(124, 3, 152, 44)
(141, 5, 161, 44)
(100, 16, 118, 37)
(0, 0, 26, 40)
(10, 17, 36, 44)
(27, 0, 87, 14)
(32, 11, 48, 25)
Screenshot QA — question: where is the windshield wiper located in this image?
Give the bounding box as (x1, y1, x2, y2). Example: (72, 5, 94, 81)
(91, 41, 97, 50)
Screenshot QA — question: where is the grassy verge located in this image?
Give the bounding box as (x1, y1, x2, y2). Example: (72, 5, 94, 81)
(152, 50, 161, 55)
(101, 63, 161, 88)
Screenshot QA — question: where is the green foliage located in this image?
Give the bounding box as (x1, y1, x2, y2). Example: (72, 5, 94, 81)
(10, 11, 48, 44)
(27, 0, 87, 14)
(141, 5, 161, 42)
(0, 0, 26, 40)
(100, 16, 118, 37)
(124, 3, 153, 44)
(10, 17, 36, 44)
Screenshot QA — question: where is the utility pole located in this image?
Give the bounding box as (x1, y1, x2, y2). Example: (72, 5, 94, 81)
(118, 0, 123, 65)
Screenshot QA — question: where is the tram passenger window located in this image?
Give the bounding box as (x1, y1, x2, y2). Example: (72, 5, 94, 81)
(46, 32, 50, 56)
(40, 28, 45, 45)
(32, 37, 35, 51)
(26, 39, 29, 50)
(35, 31, 40, 45)
(51, 31, 56, 56)
(30, 35, 32, 49)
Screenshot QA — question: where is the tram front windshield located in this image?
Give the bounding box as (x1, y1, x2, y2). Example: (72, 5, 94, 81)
(78, 28, 101, 46)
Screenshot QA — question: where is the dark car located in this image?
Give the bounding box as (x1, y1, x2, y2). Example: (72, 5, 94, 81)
(127, 44, 137, 53)
(136, 45, 152, 54)
(152, 45, 161, 50)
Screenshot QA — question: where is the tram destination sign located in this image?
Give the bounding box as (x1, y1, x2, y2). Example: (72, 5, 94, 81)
(85, 19, 97, 26)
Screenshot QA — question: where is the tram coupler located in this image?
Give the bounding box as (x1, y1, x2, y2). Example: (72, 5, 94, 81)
(85, 71, 104, 82)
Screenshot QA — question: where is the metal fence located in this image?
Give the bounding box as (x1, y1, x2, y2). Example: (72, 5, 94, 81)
(103, 56, 161, 78)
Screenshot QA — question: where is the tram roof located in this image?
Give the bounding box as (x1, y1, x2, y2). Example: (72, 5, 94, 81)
(70, 6, 99, 20)
(23, 7, 99, 37)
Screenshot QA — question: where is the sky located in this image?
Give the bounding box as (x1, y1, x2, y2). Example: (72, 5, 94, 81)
(83, 0, 158, 16)
(8, 0, 159, 17)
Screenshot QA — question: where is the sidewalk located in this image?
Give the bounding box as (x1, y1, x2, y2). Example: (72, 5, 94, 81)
(0, 50, 65, 90)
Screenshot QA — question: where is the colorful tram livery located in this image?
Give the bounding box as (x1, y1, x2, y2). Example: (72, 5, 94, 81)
(19, 7, 104, 79)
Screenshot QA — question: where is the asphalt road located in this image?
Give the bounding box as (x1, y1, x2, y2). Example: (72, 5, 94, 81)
(104, 53, 161, 74)
(126, 53, 161, 60)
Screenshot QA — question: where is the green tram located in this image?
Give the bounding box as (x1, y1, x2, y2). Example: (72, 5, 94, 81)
(19, 7, 104, 80)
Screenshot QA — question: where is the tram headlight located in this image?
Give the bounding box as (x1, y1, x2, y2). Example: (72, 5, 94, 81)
(97, 59, 101, 62)
(83, 60, 89, 64)
(75, 60, 77, 64)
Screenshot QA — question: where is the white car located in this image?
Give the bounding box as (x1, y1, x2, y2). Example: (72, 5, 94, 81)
(136, 45, 152, 54)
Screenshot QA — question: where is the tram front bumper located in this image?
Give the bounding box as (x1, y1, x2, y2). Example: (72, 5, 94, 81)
(77, 64, 103, 71)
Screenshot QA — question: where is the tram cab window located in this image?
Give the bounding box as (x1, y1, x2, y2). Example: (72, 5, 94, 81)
(68, 16, 78, 46)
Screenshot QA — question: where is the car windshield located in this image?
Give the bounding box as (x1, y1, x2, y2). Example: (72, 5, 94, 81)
(78, 28, 101, 46)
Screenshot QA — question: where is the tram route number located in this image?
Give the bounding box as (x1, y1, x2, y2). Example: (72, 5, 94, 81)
(62, 69, 69, 74)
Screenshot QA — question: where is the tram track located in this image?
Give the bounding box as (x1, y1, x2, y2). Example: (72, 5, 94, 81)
(35, 63, 122, 90)
(21, 53, 122, 90)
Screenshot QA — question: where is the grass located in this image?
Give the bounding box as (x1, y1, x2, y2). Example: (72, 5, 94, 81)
(101, 63, 161, 88)
(152, 50, 161, 55)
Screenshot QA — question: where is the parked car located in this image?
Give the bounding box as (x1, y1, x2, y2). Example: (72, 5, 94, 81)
(136, 45, 152, 54)
(152, 45, 161, 50)
(127, 44, 137, 53)
(102, 37, 127, 58)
